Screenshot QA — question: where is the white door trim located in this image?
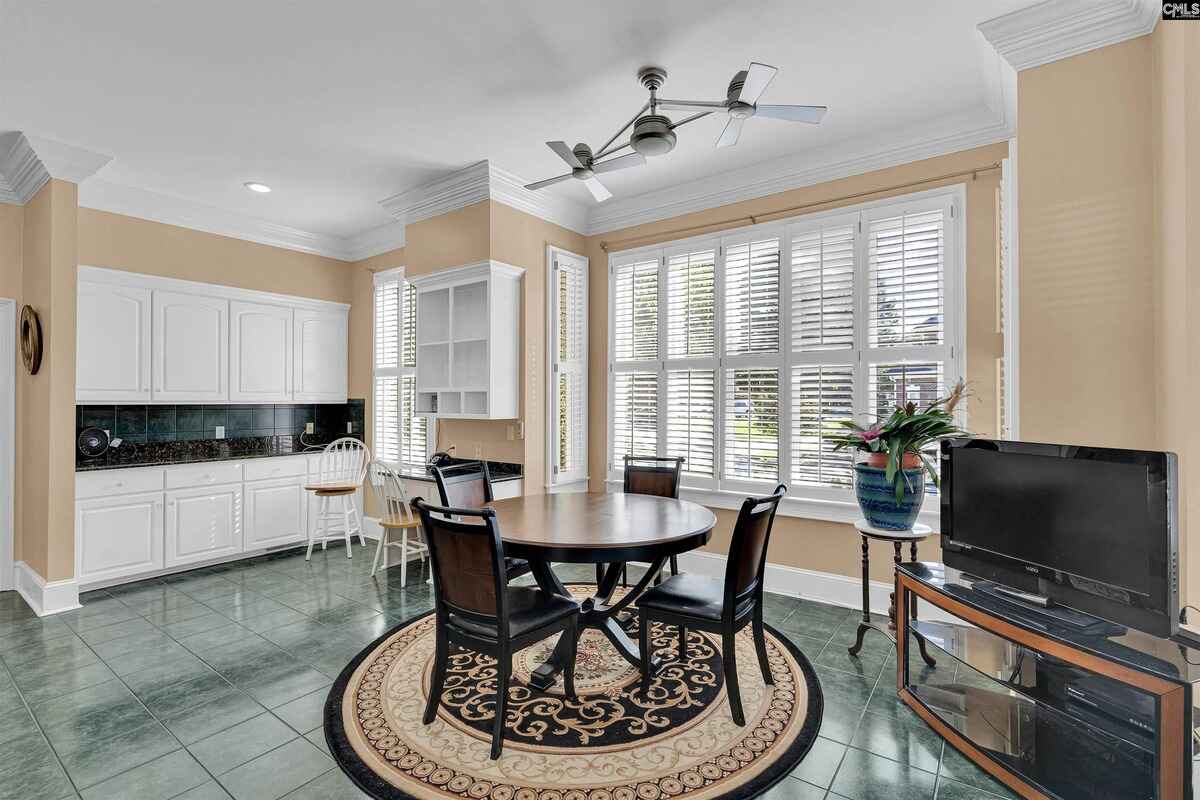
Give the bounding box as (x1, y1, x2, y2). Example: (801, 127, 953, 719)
(0, 299, 14, 592)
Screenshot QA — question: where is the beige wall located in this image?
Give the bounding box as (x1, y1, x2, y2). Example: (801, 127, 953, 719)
(17, 180, 78, 581)
(585, 143, 1007, 582)
(1152, 23, 1200, 603)
(1017, 37, 1158, 448)
(0, 203, 22, 302)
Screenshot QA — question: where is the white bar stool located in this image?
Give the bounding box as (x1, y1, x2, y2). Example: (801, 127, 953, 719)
(304, 437, 370, 560)
(367, 460, 427, 583)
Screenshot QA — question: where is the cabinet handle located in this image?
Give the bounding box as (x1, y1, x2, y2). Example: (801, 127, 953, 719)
(113, 481, 124, 488)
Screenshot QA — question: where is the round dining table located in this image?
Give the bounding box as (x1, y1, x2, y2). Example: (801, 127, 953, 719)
(487, 491, 717, 690)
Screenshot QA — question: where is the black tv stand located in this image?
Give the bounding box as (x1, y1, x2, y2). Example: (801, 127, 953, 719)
(897, 562, 1197, 800)
(971, 581, 1121, 636)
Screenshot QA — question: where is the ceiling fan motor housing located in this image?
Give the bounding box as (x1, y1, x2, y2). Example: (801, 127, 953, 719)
(631, 114, 677, 157)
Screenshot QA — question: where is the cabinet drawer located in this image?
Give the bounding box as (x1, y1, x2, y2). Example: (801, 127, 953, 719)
(77, 467, 165, 499)
(244, 456, 308, 482)
(165, 461, 244, 489)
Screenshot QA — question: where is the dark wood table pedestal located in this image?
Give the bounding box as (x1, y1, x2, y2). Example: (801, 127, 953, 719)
(487, 492, 717, 691)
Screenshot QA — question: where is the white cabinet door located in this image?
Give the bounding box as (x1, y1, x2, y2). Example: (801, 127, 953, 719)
(244, 478, 307, 550)
(164, 485, 243, 568)
(229, 301, 293, 403)
(76, 281, 152, 403)
(293, 307, 348, 403)
(153, 290, 229, 402)
(76, 492, 164, 584)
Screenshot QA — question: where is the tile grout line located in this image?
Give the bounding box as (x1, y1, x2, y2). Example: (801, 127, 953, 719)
(0, 651, 85, 799)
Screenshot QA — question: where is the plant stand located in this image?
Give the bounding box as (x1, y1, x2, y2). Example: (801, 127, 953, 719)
(847, 519, 937, 667)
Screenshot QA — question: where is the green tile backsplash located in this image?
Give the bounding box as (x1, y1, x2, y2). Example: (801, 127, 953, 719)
(76, 401, 364, 445)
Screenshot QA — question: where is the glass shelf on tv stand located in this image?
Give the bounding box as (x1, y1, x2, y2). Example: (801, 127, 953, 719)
(897, 562, 1200, 800)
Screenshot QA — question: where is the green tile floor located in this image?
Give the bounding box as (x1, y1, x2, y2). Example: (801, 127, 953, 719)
(0, 546, 1018, 800)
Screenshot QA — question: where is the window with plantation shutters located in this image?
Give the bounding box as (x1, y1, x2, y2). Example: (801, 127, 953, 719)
(548, 248, 588, 486)
(373, 270, 429, 469)
(608, 188, 961, 513)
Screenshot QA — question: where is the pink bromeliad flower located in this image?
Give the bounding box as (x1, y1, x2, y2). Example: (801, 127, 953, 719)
(858, 424, 883, 443)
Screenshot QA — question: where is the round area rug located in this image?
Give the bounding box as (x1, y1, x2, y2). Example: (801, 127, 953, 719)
(326, 585, 823, 800)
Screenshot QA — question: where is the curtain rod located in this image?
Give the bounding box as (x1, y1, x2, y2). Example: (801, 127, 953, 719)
(599, 162, 1002, 252)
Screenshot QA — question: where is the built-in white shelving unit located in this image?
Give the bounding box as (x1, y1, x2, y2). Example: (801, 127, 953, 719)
(412, 260, 523, 419)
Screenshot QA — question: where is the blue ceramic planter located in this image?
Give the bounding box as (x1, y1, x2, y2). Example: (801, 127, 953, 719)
(853, 464, 924, 530)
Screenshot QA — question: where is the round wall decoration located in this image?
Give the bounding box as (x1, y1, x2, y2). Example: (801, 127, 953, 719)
(19, 304, 43, 375)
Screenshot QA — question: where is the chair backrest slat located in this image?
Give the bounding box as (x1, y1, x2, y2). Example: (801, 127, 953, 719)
(724, 485, 787, 615)
(367, 460, 415, 526)
(414, 498, 507, 626)
(623, 456, 684, 499)
(433, 463, 493, 509)
(319, 437, 370, 486)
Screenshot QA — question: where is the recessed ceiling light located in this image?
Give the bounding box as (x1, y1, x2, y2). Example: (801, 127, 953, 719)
(244, 181, 272, 193)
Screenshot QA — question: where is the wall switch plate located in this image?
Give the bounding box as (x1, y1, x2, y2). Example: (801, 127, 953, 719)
(215, 425, 225, 439)
(473, 442, 482, 458)
(516, 421, 525, 440)
(347, 422, 353, 434)
(306, 422, 315, 434)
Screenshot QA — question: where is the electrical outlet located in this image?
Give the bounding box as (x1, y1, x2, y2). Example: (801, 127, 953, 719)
(506, 425, 514, 441)
(346, 421, 353, 434)
(305, 422, 314, 434)
(516, 421, 525, 440)
(473, 442, 482, 458)
(215, 425, 225, 439)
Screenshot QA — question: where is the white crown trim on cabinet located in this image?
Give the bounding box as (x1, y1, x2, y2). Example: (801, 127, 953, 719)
(13, 561, 82, 617)
(78, 265, 351, 311)
(978, 0, 1159, 72)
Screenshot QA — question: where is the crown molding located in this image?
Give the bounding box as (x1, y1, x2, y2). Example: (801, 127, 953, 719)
(79, 179, 365, 261)
(978, 0, 1159, 72)
(379, 159, 590, 235)
(584, 107, 1012, 235)
(0, 132, 48, 205)
(24, 135, 112, 185)
(344, 219, 407, 261)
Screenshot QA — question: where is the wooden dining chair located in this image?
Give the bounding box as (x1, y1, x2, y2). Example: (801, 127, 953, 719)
(432, 464, 532, 581)
(304, 437, 370, 560)
(607, 455, 685, 586)
(636, 484, 787, 726)
(413, 497, 579, 759)
(366, 460, 426, 583)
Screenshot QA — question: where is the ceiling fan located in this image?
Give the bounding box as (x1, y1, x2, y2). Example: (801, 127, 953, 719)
(523, 141, 644, 202)
(658, 62, 828, 148)
(523, 62, 827, 201)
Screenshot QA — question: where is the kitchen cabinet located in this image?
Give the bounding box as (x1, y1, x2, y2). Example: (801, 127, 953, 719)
(244, 477, 307, 550)
(76, 281, 153, 403)
(76, 267, 349, 404)
(76, 491, 164, 584)
(230, 300, 293, 402)
(412, 260, 523, 419)
(293, 307, 349, 403)
(164, 484, 243, 568)
(153, 290, 229, 402)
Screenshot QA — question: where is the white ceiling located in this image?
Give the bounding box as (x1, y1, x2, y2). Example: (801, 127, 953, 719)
(0, 0, 1032, 240)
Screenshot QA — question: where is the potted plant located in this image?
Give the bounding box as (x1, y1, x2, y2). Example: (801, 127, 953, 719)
(830, 381, 968, 530)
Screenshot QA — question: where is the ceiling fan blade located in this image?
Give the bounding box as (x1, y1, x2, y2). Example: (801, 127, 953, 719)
(739, 62, 778, 105)
(546, 140, 583, 168)
(716, 116, 745, 148)
(657, 99, 727, 112)
(524, 172, 574, 191)
(755, 104, 828, 124)
(592, 151, 646, 174)
(582, 176, 612, 202)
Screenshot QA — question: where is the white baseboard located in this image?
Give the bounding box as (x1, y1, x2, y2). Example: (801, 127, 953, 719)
(667, 551, 960, 625)
(363, 516, 384, 542)
(14, 561, 82, 616)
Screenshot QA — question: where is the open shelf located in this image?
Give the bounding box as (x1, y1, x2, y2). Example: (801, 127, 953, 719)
(417, 343, 449, 387)
(463, 391, 488, 415)
(416, 392, 438, 414)
(452, 340, 487, 387)
(452, 281, 488, 340)
(418, 288, 450, 343)
(437, 391, 461, 415)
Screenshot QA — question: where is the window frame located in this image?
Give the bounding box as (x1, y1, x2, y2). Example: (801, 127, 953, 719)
(373, 267, 433, 471)
(546, 245, 590, 490)
(606, 185, 966, 527)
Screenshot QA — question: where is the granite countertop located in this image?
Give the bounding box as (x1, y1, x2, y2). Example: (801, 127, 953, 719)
(76, 436, 523, 483)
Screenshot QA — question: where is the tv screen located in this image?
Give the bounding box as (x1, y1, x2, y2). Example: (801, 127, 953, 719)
(941, 440, 1178, 637)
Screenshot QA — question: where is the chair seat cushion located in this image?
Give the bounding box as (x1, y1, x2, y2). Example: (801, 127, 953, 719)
(449, 587, 578, 639)
(504, 557, 532, 578)
(637, 573, 726, 620)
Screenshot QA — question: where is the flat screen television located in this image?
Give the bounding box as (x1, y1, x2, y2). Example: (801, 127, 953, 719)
(940, 439, 1178, 637)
